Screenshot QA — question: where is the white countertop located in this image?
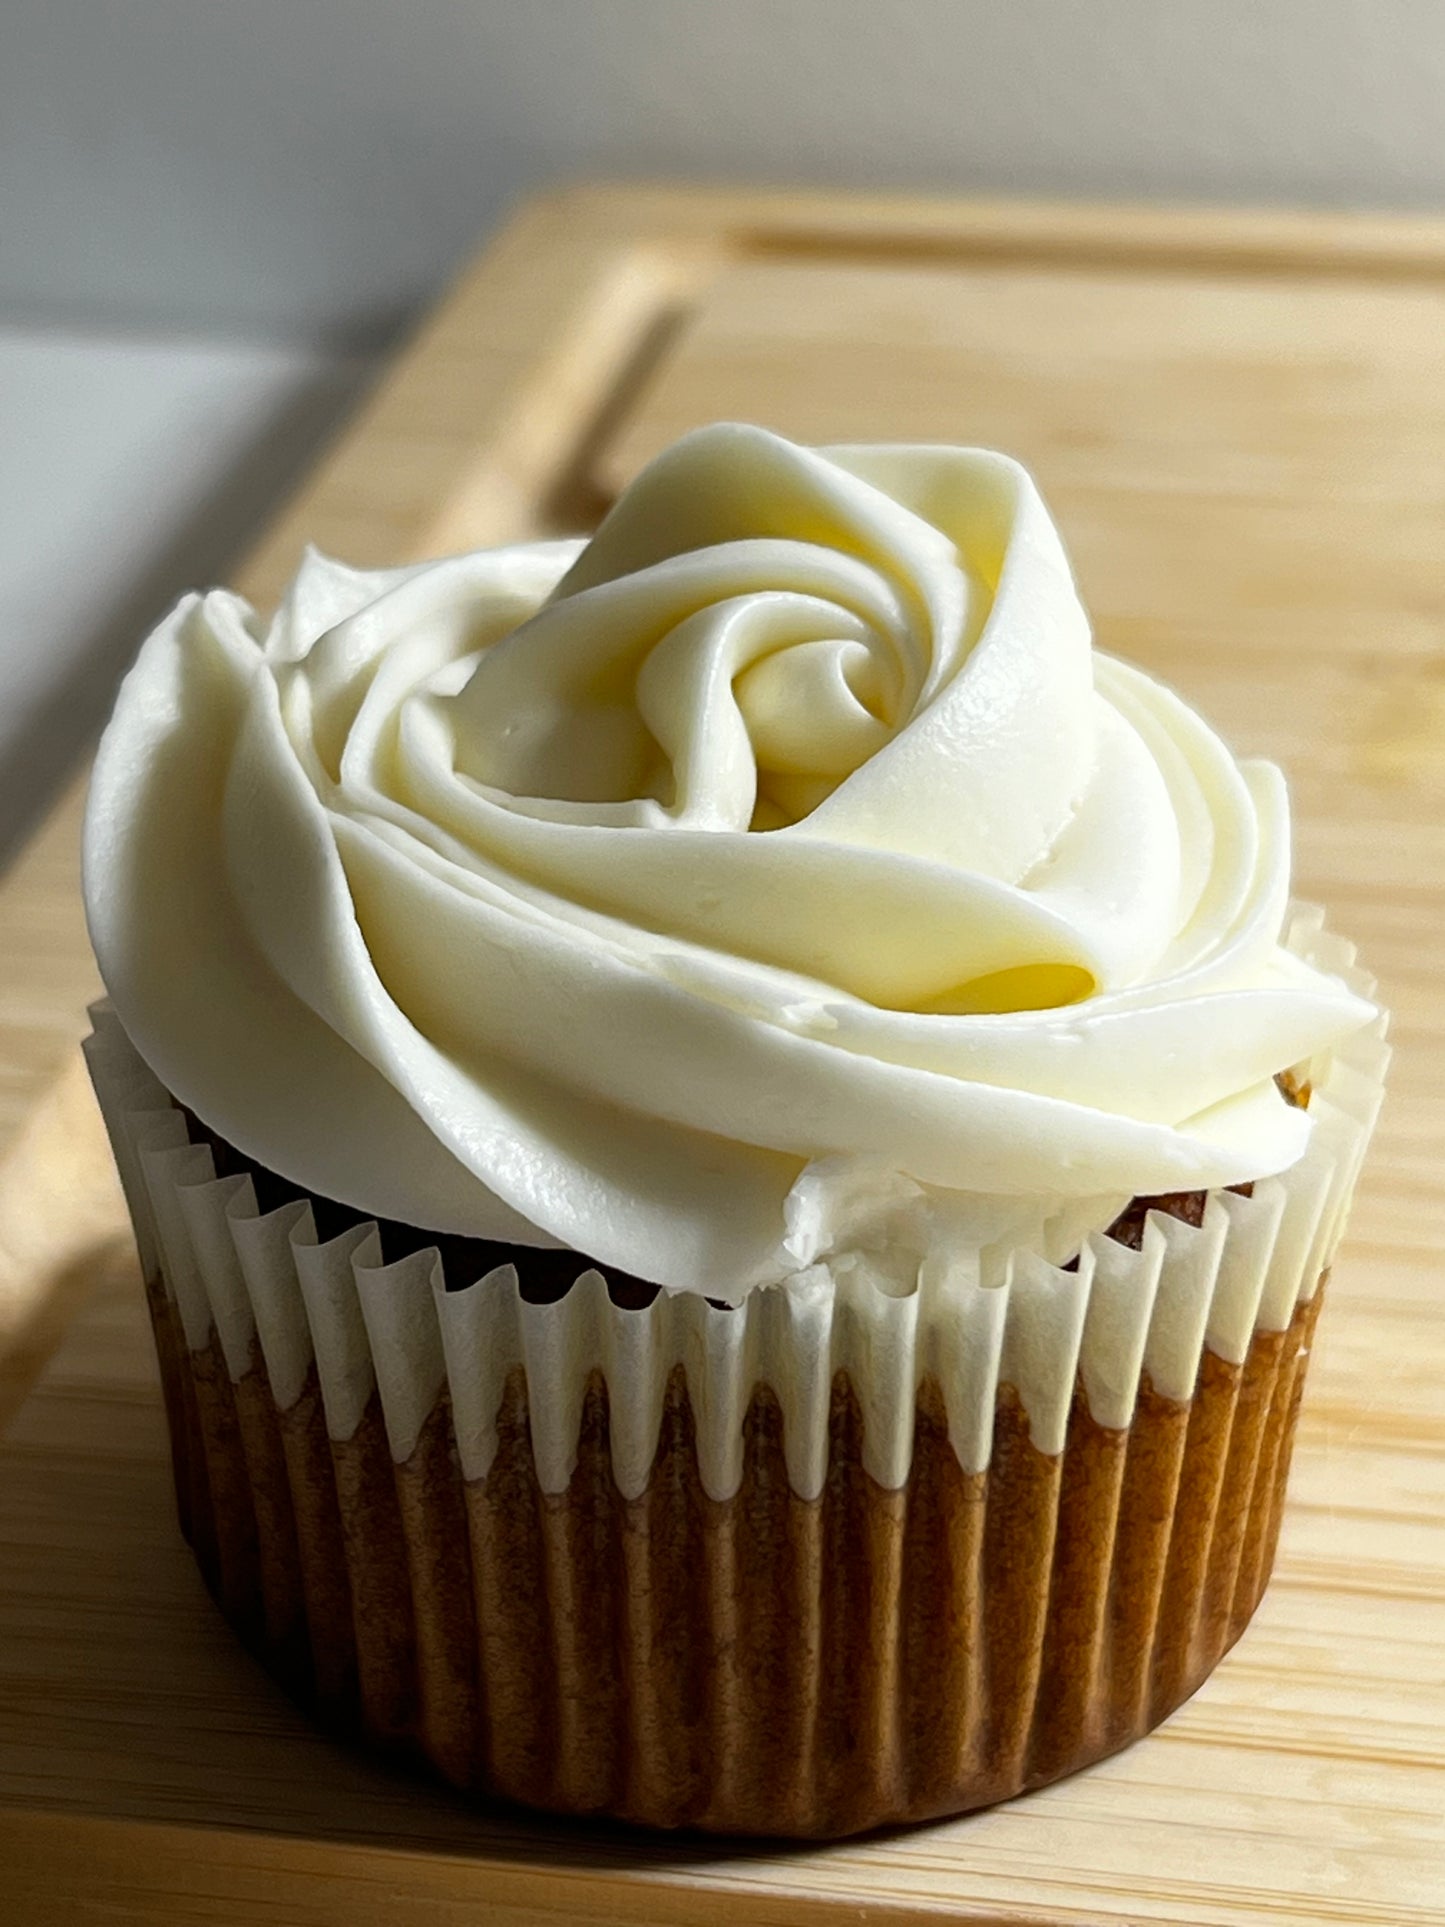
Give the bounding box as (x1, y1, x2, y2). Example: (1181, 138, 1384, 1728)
(0, 324, 372, 866)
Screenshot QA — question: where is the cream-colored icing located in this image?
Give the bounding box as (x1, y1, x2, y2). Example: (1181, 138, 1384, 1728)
(84, 424, 1374, 1298)
(84, 918, 1390, 1493)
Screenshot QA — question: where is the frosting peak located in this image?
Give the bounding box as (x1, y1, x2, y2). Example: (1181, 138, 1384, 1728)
(84, 424, 1374, 1297)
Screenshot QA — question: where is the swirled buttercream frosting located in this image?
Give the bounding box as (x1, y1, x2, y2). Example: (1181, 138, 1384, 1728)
(84, 424, 1374, 1298)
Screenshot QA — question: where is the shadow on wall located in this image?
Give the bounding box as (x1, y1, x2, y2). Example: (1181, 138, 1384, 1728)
(0, 352, 374, 873)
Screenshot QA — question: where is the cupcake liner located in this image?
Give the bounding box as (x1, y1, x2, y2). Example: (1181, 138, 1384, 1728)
(83, 905, 1388, 1835)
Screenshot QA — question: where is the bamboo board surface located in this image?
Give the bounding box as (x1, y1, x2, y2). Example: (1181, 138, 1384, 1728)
(1, 184, 1443, 1923)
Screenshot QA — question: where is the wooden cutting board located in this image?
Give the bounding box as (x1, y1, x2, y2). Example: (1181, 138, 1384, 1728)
(1, 184, 1442, 1925)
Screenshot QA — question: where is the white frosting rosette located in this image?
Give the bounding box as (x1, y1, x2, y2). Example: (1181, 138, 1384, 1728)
(84, 424, 1374, 1300)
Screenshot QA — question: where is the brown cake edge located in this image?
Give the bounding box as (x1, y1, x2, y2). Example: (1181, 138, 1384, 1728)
(140, 1269, 1324, 1838)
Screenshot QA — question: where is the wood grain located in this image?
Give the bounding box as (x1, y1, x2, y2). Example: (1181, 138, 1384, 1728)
(1, 183, 1443, 1923)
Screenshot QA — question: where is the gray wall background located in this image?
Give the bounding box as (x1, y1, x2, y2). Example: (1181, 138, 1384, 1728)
(6, 0, 1445, 350)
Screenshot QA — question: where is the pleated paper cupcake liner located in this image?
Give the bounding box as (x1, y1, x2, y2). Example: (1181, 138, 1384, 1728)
(83, 905, 1388, 1836)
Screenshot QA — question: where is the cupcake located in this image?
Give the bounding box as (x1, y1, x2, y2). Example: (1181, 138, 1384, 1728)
(81, 424, 1386, 1836)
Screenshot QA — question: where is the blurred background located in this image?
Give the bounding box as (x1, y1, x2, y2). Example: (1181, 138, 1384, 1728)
(4, 0, 1445, 863)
